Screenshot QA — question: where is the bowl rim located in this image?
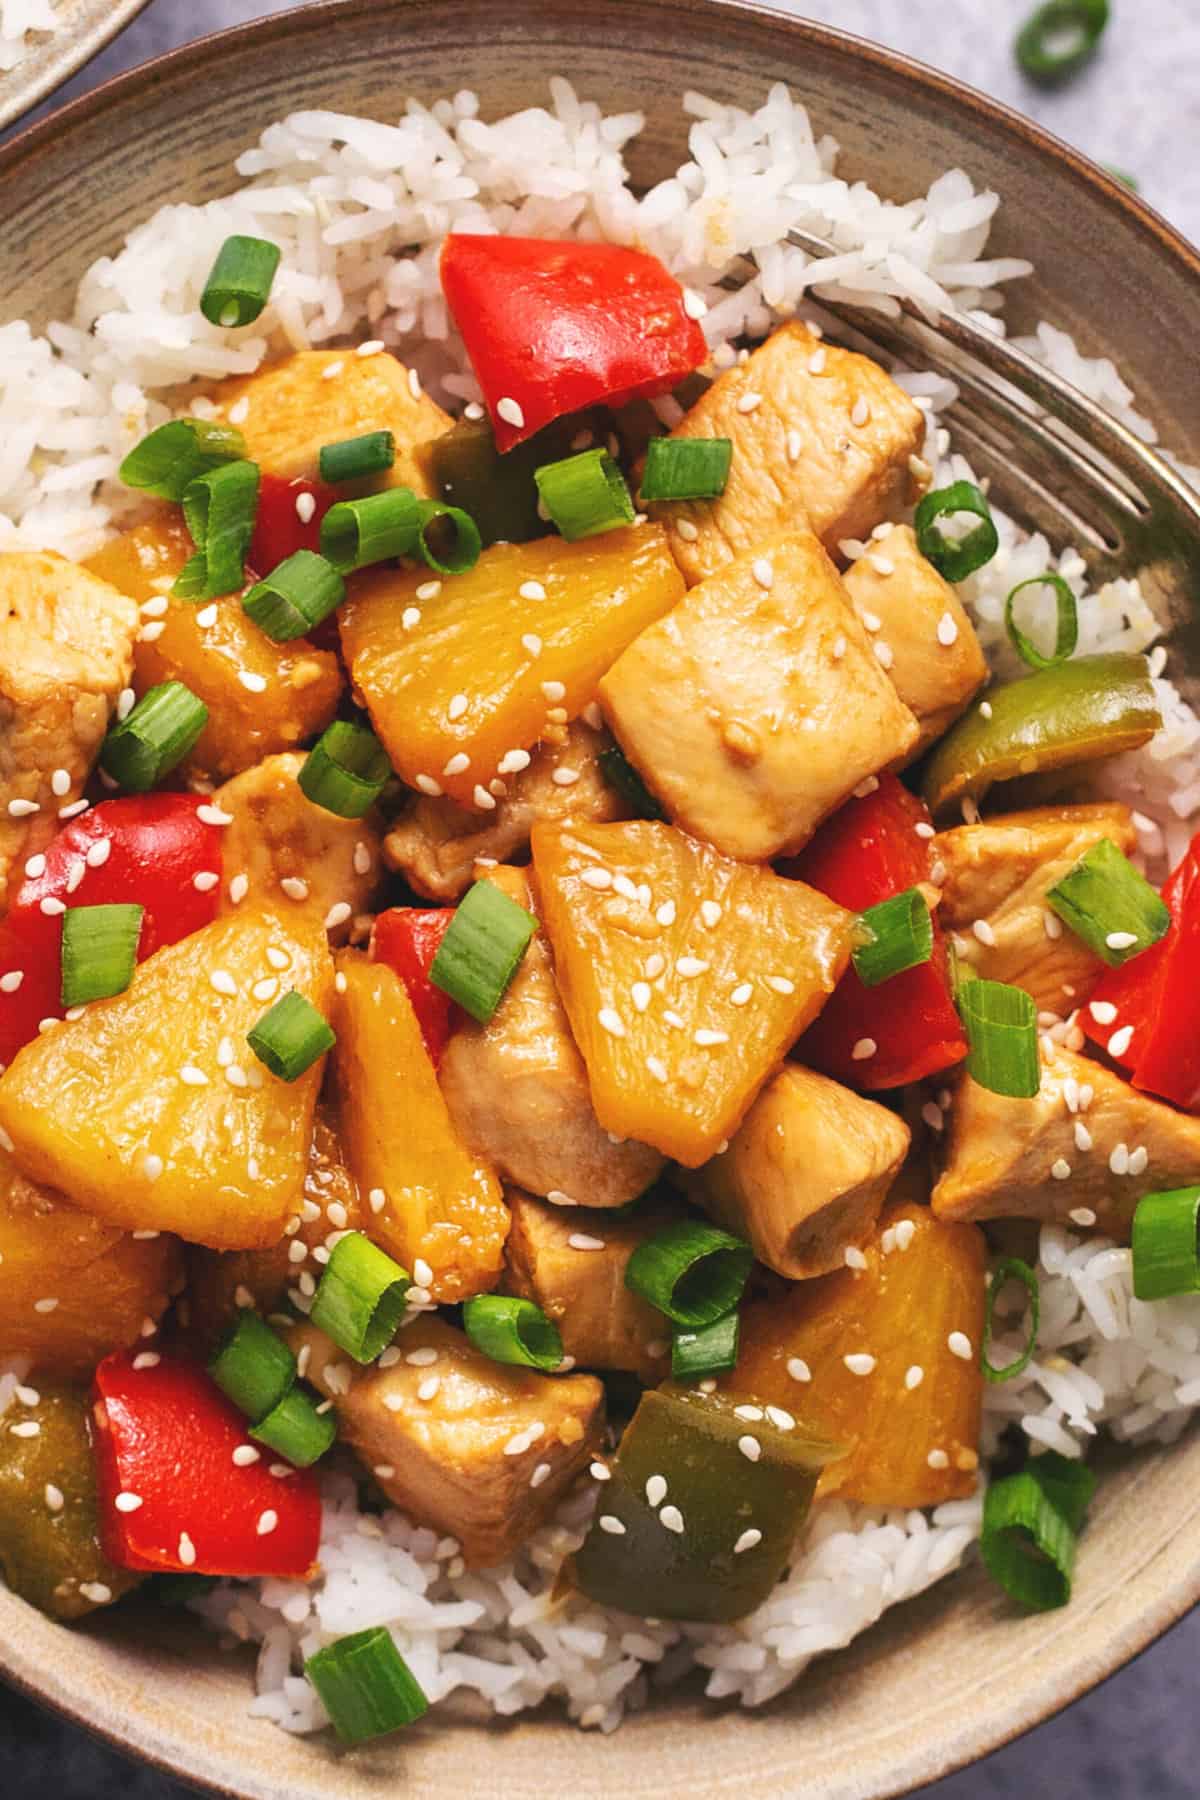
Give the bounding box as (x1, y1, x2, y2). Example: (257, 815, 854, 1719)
(0, 0, 152, 134)
(1, 1, 1200, 1793)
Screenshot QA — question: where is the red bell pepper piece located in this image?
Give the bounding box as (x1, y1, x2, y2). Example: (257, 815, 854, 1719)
(1082, 829, 1200, 1110)
(439, 234, 708, 452)
(372, 906, 458, 1064)
(0, 794, 223, 1067)
(92, 1351, 321, 1578)
(248, 473, 337, 579)
(784, 776, 967, 1090)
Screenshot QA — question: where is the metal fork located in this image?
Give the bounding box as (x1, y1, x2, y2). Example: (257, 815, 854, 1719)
(771, 225, 1200, 630)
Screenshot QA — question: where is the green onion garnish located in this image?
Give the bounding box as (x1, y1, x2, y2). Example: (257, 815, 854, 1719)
(956, 977, 1040, 1098)
(60, 903, 144, 1008)
(209, 1310, 296, 1425)
(242, 549, 345, 644)
(1004, 573, 1079, 671)
(1105, 166, 1140, 192)
(319, 430, 396, 486)
(200, 234, 282, 328)
(99, 681, 209, 792)
(597, 745, 665, 821)
(535, 448, 635, 542)
(1131, 1187, 1200, 1301)
(852, 888, 934, 988)
(1015, 0, 1109, 87)
(250, 1383, 338, 1467)
(305, 1627, 429, 1744)
(247, 988, 336, 1082)
(429, 877, 538, 1024)
(119, 417, 246, 502)
(625, 1220, 753, 1329)
(671, 1311, 740, 1381)
(298, 719, 391, 820)
(914, 480, 999, 583)
(174, 459, 260, 601)
(309, 1230, 412, 1364)
(319, 488, 423, 573)
(413, 498, 483, 575)
(1046, 836, 1170, 968)
(981, 1451, 1095, 1611)
(639, 437, 732, 502)
(981, 1257, 1040, 1383)
(462, 1295, 564, 1372)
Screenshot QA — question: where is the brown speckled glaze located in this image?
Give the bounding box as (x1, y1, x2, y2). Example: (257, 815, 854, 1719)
(0, 0, 150, 131)
(1, 4, 1199, 1796)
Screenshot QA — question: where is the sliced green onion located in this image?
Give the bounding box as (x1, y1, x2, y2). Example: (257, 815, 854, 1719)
(413, 498, 482, 575)
(310, 1231, 411, 1363)
(429, 878, 537, 1024)
(1004, 573, 1079, 671)
(174, 459, 260, 600)
(305, 1626, 428, 1744)
(1046, 836, 1170, 968)
(119, 418, 246, 501)
(319, 488, 423, 573)
(1131, 1187, 1200, 1301)
(250, 1383, 338, 1467)
(597, 745, 665, 821)
(639, 436, 732, 502)
(60, 903, 144, 1008)
(1015, 0, 1109, 87)
(981, 1452, 1096, 1611)
(1105, 166, 1140, 192)
(852, 888, 934, 988)
(99, 681, 209, 791)
(247, 990, 335, 1084)
(242, 549, 344, 644)
(319, 430, 396, 486)
(671, 1311, 740, 1381)
(461, 1295, 564, 1372)
(956, 977, 1040, 1098)
(981, 1257, 1040, 1383)
(535, 448, 635, 541)
(200, 234, 282, 328)
(625, 1220, 753, 1328)
(209, 1310, 296, 1425)
(914, 480, 999, 583)
(298, 720, 390, 820)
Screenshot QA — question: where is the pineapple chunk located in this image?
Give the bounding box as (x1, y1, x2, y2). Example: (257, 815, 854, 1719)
(0, 909, 333, 1250)
(333, 951, 509, 1300)
(724, 1199, 986, 1506)
(86, 513, 341, 781)
(0, 1144, 182, 1377)
(599, 528, 919, 859)
(339, 523, 684, 810)
(530, 819, 853, 1166)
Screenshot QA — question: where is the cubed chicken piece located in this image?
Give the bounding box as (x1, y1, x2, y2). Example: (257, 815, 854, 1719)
(932, 1042, 1200, 1237)
(291, 1317, 603, 1566)
(207, 350, 451, 493)
(937, 803, 1137, 1015)
(681, 1064, 909, 1279)
(599, 528, 919, 860)
(842, 524, 987, 755)
(214, 753, 381, 940)
(0, 551, 138, 909)
(384, 720, 628, 903)
(439, 867, 664, 1207)
(652, 322, 929, 584)
(503, 1188, 673, 1382)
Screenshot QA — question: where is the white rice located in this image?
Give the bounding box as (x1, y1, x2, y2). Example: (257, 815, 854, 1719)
(5, 76, 1200, 1732)
(0, 0, 58, 74)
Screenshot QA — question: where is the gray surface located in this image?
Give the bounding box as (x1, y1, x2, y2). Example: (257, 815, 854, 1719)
(2, 0, 1199, 1795)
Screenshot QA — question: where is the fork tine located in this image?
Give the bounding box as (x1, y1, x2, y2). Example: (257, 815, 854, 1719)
(937, 411, 1119, 569)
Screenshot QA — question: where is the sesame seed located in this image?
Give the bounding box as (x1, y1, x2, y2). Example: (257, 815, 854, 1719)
(936, 611, 959, 646)
(142, 1153, 164, 1183)
(197, 804, 233, 827)
(645, 1474, 667, 1507)
(196, 604, 218, 629)
(927, 1449, 949, 1470)
(415, 774, 443, 796)
(656, 900, 677, 927)
(40, 896, 65, 916)
(646, 1055, 668, 1083)
(1129, 1145, 1149, 1176)
(293, 489, 317, 524)
(682, 287, 708, 320)
(1044, 910, 1063, 940)
(443, 752, 470, 777)
(734, 1405, 764, 1422)
(232, 1444, 260, 1467)
(598, 1514, 626, 1535)
(738, 1435, 761, 1462)
(843, 1352, 876, 1375)
(497, 396, 525, 428)
(568, 1233, 606, 1252)
(807, 349, 827, 374)
(1069, 1206, 1098, 1227)
(541, 680, 567, 703)
(192, 870, 220, 893)
(530, 1461, 552, 1489)
(972, 918, 997, 947)
(694, 1028, 728, 1047)
(321, 360, 345, 381)
(676, 956, 709, 978)
(868, 555, 895, 577)
(280, 875, 309, 901)
(787, 1357, 811, 1382)
(9, 1421, 40, 1438)
(851, 1037, 877, 1060)
(659, 1504, 685, 1534)
(447, 693, 469, 722)
(730, 982, 753, 1007)
(1108, 1024, 1134, 1057)
(1088, 1000, 1118, 1025)
(947, 1331, 972, 1361)
(237, 669, 268, 693)
(844, 1246, 868, 1271)
(114, 1491, 144, 1513)
(597, 1007, 626, 1038)
(675, 517, 699, 542)
(874, 639, 895, 670)
(79, 1581, 113, 1605)
(178, 1532, 197, 1567)
(552, 767, 581, 787)
(1074, 1121, 1093, 1152)
(905, 1365, 925, 1390)
(369, 1187, 386, 1214)
(44, 1484, 64, 1513)
(519, 580, 547, 602)
(357, 339, 385, 358)
(1106, 931, 1138, 951)
(417, 1376, 441, 1401)
(1109, 1143, 1130, 1175)
(210, 969, 238, 998)
(831, 634, 847, 660)
(408, 366, 423, 399)
(895, 1219, 916, 1250)
(1051, 1158, 1072, 1181)
(0, 971, 24, 994)
(734, 1528, 762, 1554)
(765, 1405, 795, 1431)
(751, 556, 774, 590)
(590, 1461, 611, 1482)
(256, 1509, 278, 1536)
(736, 391, 763, 413)
(252, 975, 279, 1002)
(632, 981, 652, 1012)
(786, 428, 803, 462)
(401, 606, 422, 632)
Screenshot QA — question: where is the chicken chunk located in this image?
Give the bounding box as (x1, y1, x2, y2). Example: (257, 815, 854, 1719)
(503, 1188, 674, 1383)
(0, 551, 138, 909)
(383, 720, 628, 903)
(599, 528, 919, 860)
(213, 753, 381, 940)
(937, 803, 1137, 1014)
(651, 322, 929, 585)
(207, 349, 451, 493)
(440, 866, 664, 1207)
(291, 1317, 603, 1566)
(681, 1064, 910, 1279)
(932, 1042, 1200, 1237)
(842, 524, 987, 755)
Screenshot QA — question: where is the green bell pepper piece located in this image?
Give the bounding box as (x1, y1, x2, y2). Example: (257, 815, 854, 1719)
(425, 410, 606, 548)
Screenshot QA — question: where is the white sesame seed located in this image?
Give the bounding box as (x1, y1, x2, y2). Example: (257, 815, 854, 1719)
(927, 1449, 949, 1470)
(197, 804, 233, 827)
(237, 669, 268, 694)
(1051, 1158, 1073, 1181)
(0, 971, 24, 994)
(256, 1510, 278, 1536)
(33, 1298, 58, 1314)
(139, 620, 167, 643)
(597, 1007, 626, 1038)
(192, 870, 220, 894)
(936, 611, 959, 646)
(321, 360, 345, 381)
(541, 680, 567, 703)
(905, 1365, 925, 1390)
(1069, 1206, 1098, 1228)
(730, 981, 754, 1007)
(44, 1484, 64, 1512)
(656, 900, 677, 927)
(807, 348, 827, 374)
(39, 896, 65, 916)
(787, 1357, 811, 1383)
(844, 1246, 868, 1271)
(843, 1352, 876, 1375)
(1129, 1145, 1149, 1176)
(734, 1405, 764, 1422)
(9, 1421, 40, 1438)
(568, 1233, 606, 1252)
(851, 1037, 877, 1060)
(142, 1153, 164, 1183)
(645, 1474, 668, 1508)
(178, 1532, 197, 1567)
(598, 1514, 625, 1535)
(738, 1435, 762, 1462)
(693, 1028, 728, 1047)
(497, 396, 525, 429)
(676, 956, 709, 978)
(682, 287, 708, 320)
(751, 557, 774, 590)
(1088, 999, 1119, 1025)
(736, 391, 763, 413)
(280, 875, 310, 902)
(1106, 931, 1138, 951)
(947, 1331, 973, 1361)
(443, 752, 470, 777)
(895, 1219, 916, 1251)
(631, 981, 652, 1013)
(1074, 1121, 1094, 1152)
(874, 639, 895, 670)
(645, 1054, 668, 1083)
(972, 918, 997, 947)
(854, 775, 880, 798)
(675, 517, 700, 542)
(1109, 1142, 1130, 1175)
(195, 603, 218, 629)
(114, 1490, 144, 1513)
(733, 1528, 762, 1555)
(868, 555, 895, 577)
(210, 970, 238, 997)
(519, 580, 547, 602)
(23, 852, 47, 878)
(552, 767, 581, 787)
(659, 1504, 685, 1534)
(786, 427, 803, 463)
(1108, 1024, 1134, 1057)
(417, 1376, 441, 1402)
(407, 366, 423, 399)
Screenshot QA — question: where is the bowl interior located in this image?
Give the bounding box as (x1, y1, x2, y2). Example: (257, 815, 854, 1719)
(2, 4, 1199, 1797)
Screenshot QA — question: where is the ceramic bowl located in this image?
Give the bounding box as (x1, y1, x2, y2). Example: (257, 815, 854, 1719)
(1, 4, 1199, 1796)
(0, 0, 149, 132)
